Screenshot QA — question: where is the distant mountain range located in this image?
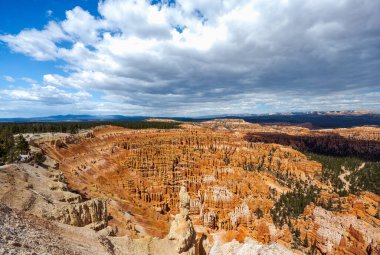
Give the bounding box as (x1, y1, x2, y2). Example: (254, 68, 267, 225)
(0, 114, 148, 122)
(0, 111, 379, 128)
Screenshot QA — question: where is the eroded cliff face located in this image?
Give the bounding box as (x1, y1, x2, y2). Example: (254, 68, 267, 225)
(0, 163, 113, 255)
(245, 126, 380, 161)
(0, 202, 108, 255)
(47, 198, 108, 229)
(273, 188, 380, 255)
(0, 162, 108, 230)
(327, 126, 380, 142)
(29, 120, 380, 255)
(36, 125, 321, 237)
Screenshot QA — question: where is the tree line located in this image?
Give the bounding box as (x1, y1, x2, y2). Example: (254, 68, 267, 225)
(0, 121, 181, 135)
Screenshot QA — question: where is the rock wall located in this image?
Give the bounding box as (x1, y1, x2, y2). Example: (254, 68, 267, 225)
(48, 198, 108, 229)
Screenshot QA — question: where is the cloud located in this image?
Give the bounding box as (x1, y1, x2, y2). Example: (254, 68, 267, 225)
(21, 77, 37, 84)
(46, 9, 53, 17)
(1, 0, 380, 116)
(0, 21, 68, 60)
(0, 84, 91, 105)
(3, 75, 15, 82)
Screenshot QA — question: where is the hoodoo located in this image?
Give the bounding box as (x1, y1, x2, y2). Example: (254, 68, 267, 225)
(168, 186, 197, 254)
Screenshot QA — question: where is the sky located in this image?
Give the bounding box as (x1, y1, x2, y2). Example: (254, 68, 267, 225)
(0, 0, 379, 118)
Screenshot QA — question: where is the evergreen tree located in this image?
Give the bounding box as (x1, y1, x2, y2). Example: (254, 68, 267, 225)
(255, 207, 264, 219)
(295, 228, 300, 238)
(0, 129, 15, 163)
(303, 234, 309, 247)
(326, 198, 333, 210)
(15, 135, 29, 154)
(34, 152, 45, 165)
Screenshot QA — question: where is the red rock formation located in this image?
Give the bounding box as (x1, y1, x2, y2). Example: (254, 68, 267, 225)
(30, 121, 380, 254)
(35, 125, 321, 238)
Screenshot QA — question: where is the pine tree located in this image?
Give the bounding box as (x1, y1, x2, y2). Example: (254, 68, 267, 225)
(255, 207, 264, 219)
(34, 152, 45, 165)
(15, 135, 29, 154)
(303, 234, 309, 247)
(295, 228, 300, 238)
(326, 198, 333, 210)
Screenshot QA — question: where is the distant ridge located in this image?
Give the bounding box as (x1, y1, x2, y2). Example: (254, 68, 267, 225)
(0, 114, 148, 122)
(0, 111, 379, 128)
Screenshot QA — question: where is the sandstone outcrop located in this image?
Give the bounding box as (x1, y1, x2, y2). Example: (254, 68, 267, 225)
(0, 203, 77, 255)
(296, 203, 380, 255)
(48, 198, 108, 229)
(0, 202, 111, 255)
(0, 162, 109, 232)
(209, 237, 295, 255)
(168, 186, 197, 254)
